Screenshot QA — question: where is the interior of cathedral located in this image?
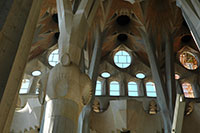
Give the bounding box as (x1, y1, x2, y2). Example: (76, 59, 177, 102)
(0, 0, 200, 133)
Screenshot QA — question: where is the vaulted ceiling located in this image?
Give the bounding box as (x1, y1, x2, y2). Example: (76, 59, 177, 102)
(29, 0, 199, 72)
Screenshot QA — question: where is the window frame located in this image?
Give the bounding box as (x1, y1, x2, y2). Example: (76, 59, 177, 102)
(145, 81, 157, 97)
(109, 81, 120, 96)
(128, 81, 139, 96)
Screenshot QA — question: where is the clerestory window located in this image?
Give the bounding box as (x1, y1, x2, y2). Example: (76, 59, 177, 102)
(110, 81, 120, 96)
(95, 81, 102, 96)
(48, 49, 59, 67)
(146, 82, 157, 97)
(128, 82, 138, 96)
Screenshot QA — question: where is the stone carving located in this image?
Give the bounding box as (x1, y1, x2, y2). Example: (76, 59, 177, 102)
(40, 54, 92, 132)
(149, 100, 157, 115)
(185, 102, 194, 116)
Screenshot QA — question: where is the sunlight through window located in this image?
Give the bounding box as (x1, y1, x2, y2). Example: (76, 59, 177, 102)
(136, 73, 145, 79)
(114, 50, 131, 68)
(101, 72, 111, 78)
(182, 82, 194, 98)
(146, 82, 157, 97)
(110, 81, 120, 96)
(128, 82, 138, 96)
(95, 81, 102, 96)
(19, 79, 30, 94)
(48, 49, 59, 66)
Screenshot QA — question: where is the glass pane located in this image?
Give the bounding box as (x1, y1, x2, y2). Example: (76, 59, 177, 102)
(114, 50, 131, 68)
(110, 81, 120, 96)
(19, 79, 30, 94)
(95, 81, 102, 96)
(48, 49, 59, 67)
(179, 51, 198, 70)
(146, 82, 157, 97)
(182, 82, 194, 98)
(147, 92, 157, 97)
(128, 91, 138, 96)
(128, 82, 138, 91)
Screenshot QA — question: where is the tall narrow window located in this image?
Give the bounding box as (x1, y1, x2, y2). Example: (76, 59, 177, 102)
(110, 81, 120, 96)
(128, 82, 138, 96)
(182, 82, 194, 98)
(19, 79, 30, 94)
(95, 81, 102, 96)
(146, 82, 157, 97)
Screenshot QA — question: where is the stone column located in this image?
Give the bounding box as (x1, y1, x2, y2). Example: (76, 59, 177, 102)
(0, 0, 43, 132)
(41, 0, 99, 132)
(41, 58, 92, 133)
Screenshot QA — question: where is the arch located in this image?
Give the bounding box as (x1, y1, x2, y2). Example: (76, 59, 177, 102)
(146, 82, 157, 97)
(110, 81, 120, 96)
(128, 81, 138, 96)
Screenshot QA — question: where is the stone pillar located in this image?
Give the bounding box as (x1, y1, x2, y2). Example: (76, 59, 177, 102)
(41, 60, 92, 133)
(41, 0, 100, 132)
(0, 0, 43, 132)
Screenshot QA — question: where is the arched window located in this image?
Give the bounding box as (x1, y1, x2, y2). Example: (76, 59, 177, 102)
(110, 81, 120, 96)
(182, 82, 194, 98)
(19, 79, 30, 94)
(128, 82, 138, 96)
(146, 82, 157, 97)
(95, 81, 102, 96)
(48, 49, 59, 66)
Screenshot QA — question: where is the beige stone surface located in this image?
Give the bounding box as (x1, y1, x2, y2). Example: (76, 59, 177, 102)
(41, 63, 92, 132)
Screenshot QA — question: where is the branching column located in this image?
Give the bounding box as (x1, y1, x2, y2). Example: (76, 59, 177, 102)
(41, 0, 100, 132)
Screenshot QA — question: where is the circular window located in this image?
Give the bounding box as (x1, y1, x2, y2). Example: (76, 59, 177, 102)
(48, 49, 59, 67)
(114, 50, 131, 68)
(179, 51, 198, 70)
(136, 73, 145, 79)
(101, 72, 110, 78)
(32, 70, 41, 76)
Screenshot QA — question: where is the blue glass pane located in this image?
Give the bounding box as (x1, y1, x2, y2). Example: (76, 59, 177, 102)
(128, 91, 138, 96)
(110, 91, 120, 96)
(136, 73, 145, 79)
(128, 82, 138, 91)
(95, 90, 102, 96)
(110, 81, 120, 96)
(147, 92, 157, 97)
(101, 72, 110, 78)
(114, 50, 131, 68)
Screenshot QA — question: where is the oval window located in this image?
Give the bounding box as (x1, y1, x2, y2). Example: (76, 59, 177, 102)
(179, 51, 198, 70)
